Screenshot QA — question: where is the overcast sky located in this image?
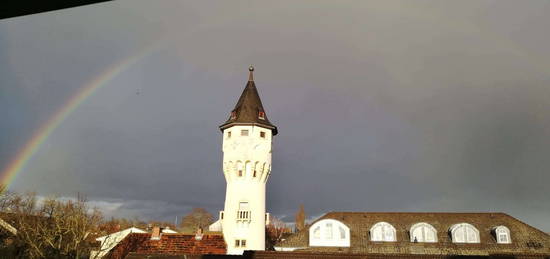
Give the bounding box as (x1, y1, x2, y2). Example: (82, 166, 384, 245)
(1, 0, 549, 231)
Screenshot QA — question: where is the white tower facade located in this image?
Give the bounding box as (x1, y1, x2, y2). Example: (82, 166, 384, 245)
(219, 66, 277, 254)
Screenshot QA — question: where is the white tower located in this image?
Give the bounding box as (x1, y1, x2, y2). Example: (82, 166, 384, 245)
(219, 66, 277, 254)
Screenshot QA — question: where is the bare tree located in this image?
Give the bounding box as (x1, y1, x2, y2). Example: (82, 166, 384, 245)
(0, 190, 103, 258)
(265, 215, 290, 250)
(179, 208, 213, 233)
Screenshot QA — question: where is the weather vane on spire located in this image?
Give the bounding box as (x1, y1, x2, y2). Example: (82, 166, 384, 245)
(248, 65, 254, 81)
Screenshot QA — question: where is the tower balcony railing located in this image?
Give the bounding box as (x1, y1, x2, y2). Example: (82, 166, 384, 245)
(237, 210, 251, 221)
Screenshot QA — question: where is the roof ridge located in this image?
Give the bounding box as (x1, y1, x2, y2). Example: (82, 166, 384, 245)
(325, 211, 507, 215)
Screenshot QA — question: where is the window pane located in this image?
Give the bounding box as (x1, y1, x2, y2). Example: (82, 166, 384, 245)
(325, 223, 333, 239)
(339, 226, 346, 239)
(466, 227, 477, 242)
(313, 226, 321, 239)
(241, 130, 249, 136)
(372, 227, 382, 241)
(412, 227, 423, 242)
(454, 227, 464, 242)
(498, 233, 508, 243)
(384, 228, 394, 241)
(425, 228, 435, 242)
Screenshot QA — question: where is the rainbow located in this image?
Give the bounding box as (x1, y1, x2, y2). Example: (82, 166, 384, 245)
(0, 46, 159, 192)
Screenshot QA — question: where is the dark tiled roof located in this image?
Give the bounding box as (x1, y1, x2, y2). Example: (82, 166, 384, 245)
(108, 233, 226, 259)
(219, 67, 277, 135)
(125, 253, 242, 259)
(250, 251, 549, 259)
(124, 250, 550, 259)
(276, 212, 550, 256)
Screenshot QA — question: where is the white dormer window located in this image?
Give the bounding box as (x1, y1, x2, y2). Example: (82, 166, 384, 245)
(494, 226, 511, 244)
(370, 222, 396, 242)
(258, 111, 265, 120)
(410, 222, 437, 243)
(450, 223, 480, 243)
(309, 219, 350, 247)
(230, 111, 236, 119)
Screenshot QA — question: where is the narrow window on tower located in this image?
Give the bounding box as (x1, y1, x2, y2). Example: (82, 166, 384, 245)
(236, 162, 243, 177)
(227, 131, 231, 138)
(258, 111, 265, 120)
(241, 130, 249, 136)
(260, 131, 266, 139)
(253, 170, 257, 177)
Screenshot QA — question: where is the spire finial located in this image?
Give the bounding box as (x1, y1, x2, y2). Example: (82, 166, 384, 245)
(248, 65, 254, 81)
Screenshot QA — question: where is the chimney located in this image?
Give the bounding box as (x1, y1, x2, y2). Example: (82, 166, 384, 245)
(195, 227, 204, 240)
(151, 226, 161, 240)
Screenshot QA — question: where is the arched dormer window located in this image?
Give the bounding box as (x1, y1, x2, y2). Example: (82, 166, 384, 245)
(370, 222, 396, 242)
(309, 219, 350, 247)
(450, 223, 480, 243)
(410, 222, 437, 243)
(493, 226, 511, 244)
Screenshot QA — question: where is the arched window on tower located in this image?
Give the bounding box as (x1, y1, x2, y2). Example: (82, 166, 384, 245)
(309, 219, 350, 247)
(253, 162, 259, 177)
(370, 222, 396, 242)
(493, 226, 511, 244)
(236, 161, 243, 177)
(450, 223, 480, 243)
(410, 222, 437, 243)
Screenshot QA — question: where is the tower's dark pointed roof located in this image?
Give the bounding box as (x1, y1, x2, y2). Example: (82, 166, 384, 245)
(219, 66, 278, 135)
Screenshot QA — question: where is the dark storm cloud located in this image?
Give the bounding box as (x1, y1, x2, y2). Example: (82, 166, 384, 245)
(1, 1, 549, 230)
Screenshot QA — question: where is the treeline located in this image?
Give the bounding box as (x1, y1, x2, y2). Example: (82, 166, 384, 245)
(0, 188, 174, 259)
(0, 188, 302, 258)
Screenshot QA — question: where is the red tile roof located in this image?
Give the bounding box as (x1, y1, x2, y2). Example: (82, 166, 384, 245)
(107, 233, 226, 259)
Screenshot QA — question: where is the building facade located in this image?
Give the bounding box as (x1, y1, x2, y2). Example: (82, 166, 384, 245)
(218, 66, 278, 254)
